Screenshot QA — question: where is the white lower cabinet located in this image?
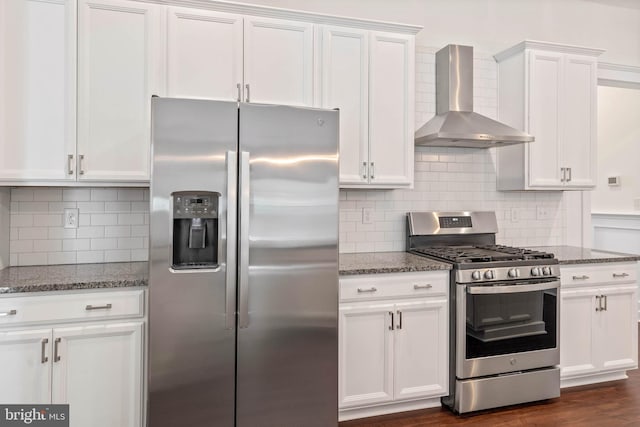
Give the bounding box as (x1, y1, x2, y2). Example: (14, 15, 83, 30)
(0, 290, 145, 427)
(52, 322, 143, 427)
(0, 328, 52, 404)
(339, 271, 448, 421)
(560, 263, 638, 388)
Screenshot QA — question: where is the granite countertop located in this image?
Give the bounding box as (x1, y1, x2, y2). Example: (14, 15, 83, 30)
(339, 252, 451, 275)
(0, 262, 148, 294)
(532, 246, 640, 265)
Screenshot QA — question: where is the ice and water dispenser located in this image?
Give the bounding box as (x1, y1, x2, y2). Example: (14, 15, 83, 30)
(171, 191, 219, 269)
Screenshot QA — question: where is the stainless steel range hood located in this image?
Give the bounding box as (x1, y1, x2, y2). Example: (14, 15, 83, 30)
(415, 45, 534, 148)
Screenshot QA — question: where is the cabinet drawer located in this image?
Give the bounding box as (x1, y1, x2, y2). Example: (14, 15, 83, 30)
(340, 271, 449, 302)
(560, 263, 637, 288)
(0, 290, 145, 328)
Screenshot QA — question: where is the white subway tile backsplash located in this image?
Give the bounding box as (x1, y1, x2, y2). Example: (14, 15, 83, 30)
(8, 187, 150, 266)
(91, 189, 118, 201)
(90, 238, 118, 251)
(91, 213, 118, 226)
(48, 252, 77, 265)
(77, 250, 104, 264)
(104, 249, 131, 263)
(18, 227, 48, 240)
(33, 240, 62, 253)
(18, 253, 47, 266)
(118, 213, 144, 225)
(62, 188, 91, 202)
(63, 239, 91, 252)
(105, 202, 131, 212)
(33, 214, 62, 227)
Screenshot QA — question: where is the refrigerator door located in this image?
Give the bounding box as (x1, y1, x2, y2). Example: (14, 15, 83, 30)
(149, 98, 237, 427)
(236, 103, 339, 426)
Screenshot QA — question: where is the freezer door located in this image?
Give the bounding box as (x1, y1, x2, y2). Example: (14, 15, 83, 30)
(237, 103, 339, 426)
(149, 98, 237, 427)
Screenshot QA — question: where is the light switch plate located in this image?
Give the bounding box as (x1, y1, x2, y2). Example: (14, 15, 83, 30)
(362, 207, 373, 225)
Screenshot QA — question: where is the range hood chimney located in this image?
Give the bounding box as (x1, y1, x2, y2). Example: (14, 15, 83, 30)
(414, 45, 534, 148)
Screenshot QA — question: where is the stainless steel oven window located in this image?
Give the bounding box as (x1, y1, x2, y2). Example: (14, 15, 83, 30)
(456, 279, 560, 379)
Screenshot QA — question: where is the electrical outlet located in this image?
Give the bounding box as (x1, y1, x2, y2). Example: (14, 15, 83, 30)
(635, 199, 640, 211)
(536, 206, 549, 220)
(64, 208, 79, 229)
(362, 207, 373, 225)
(510, 208, 520, 223)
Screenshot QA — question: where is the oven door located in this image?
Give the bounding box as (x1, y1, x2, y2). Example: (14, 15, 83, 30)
(456, 278, 560, 379)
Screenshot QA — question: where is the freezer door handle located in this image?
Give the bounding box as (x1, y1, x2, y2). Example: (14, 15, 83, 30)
(226, 151, 238, 330)
(239, 151, 251, 328)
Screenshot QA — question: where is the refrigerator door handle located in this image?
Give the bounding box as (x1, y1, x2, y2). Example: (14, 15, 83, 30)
(239, 151, 251, 328)
(226, 151, 238, 330)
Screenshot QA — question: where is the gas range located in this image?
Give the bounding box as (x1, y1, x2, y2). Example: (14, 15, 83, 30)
(407, 211, 561, 414)
(410, 244, 559, 283)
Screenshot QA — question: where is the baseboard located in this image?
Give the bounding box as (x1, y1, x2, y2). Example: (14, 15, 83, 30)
(339, 397, 442, 421)
(561, 371, 628, 389)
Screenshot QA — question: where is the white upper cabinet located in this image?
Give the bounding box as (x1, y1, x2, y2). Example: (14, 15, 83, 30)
(2, 0, 419, 186)
(495, 41, 603, 191)
(368, 31, 414, 187)
(77, 0, 162, 182)
(244, 16, 314, 106)
(321, 28, 415, 188)
(166, 7, 243, 100)
(0, 0, 75, 182)
(167, 11, 313, 106)
(321, 26, 369, 185)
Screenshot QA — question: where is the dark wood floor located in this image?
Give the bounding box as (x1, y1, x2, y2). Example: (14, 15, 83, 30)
(341, 331, 640, 426)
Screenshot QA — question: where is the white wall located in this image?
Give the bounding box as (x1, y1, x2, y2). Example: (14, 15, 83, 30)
(592, 85, 640, 213)
(0, 188, 9, 269)
(232, 0, 640, 66)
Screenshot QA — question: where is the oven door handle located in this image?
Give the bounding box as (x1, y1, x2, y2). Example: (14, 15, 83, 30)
(467, 281, 559, 295)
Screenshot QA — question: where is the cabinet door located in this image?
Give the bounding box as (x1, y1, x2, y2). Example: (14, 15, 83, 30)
(562, 54, 597, 188)
(394, 299, 448, 401)
(560, 288, 599, 378)
(77, 0, 162, 182)
(527, 50, 563, 188)
(166, 7, 243, 100)
(0, 329, 52, 404)
(0, 0, 75, 181)
(52, 322, 143, 427)
(597, 285, 638, 372)
(339, 302, 394, 408)
(321, 26, 369, 186)
(244, 16, 313, 106)
(368, 31, 414, 187)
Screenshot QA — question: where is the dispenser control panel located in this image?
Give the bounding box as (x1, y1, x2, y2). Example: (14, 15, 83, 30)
(173, 194, 218, 219)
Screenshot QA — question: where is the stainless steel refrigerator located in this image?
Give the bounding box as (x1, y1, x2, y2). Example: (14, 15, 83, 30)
(148, 98, 339, 427)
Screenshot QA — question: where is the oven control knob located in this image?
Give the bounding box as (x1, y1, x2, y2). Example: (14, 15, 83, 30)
(484, 270, 494, 280)
(542, 267, 552, 276)
(471, 271, 482, 280)
(508, 268, 520, 278)
(531, 267, 541, 276)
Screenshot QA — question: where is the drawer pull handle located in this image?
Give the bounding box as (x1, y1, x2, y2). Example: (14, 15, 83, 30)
(389, 311, 394, 331)
(357, 287, 377, 293)
(0, 309, 17, 317)
(54, 338, 61, 362)
(572, 275, 590, 280)
(414, 284, 432, 290)
(86, 303, 112, 311)
(613, 273, 629, 278)
(41, 338, 49, 364)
